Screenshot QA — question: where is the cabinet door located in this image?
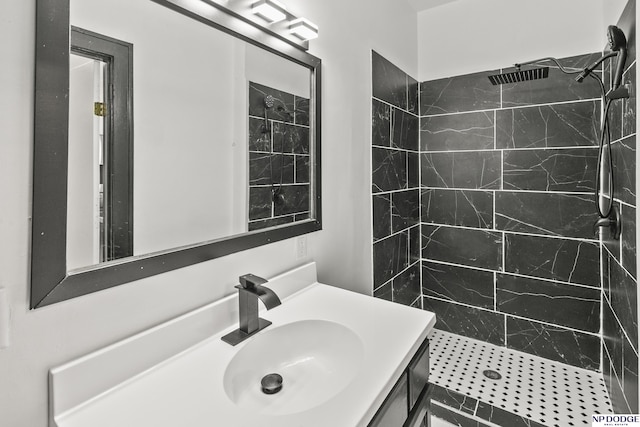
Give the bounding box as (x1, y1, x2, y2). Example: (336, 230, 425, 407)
(408, 339, 430, 409)
(404, 383, 432, 427)
(368, 372, 409, 427)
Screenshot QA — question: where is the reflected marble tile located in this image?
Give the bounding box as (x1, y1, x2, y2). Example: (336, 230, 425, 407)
(373, 282, 392, 302)
(421, 111, 494, 152)
(248, 117, 271, 152)
(422, 261, 494, 309)
(248, 187, 272, 220)
(504, 234, 599, 287)
(496, 274, 600, 333)
(506, 317, 600, 370)
(391, 189, 420, 233)
(391, 107, 419, 151)
(373, 231, 409, 287)
(496, 192, 598, 239)
(372, 147, 407, 193)
(422, 189, 493, 229)
(422, 225, 502, 271)
(249, 153, 294, 185)
(272, 122, 309, 154)
(372, 99, 391, 148)
(420, 70, 500, 115)
(294, 96, 309, 126)
(295, 155, 310, 184)
(372, 50, 408, 110)
(501, 53, 602, 107)
(503, 148, 598, 193)
(496, 101, 599, 149)
(249, 81, 295, 122)
(248, 215, 293, 231)
(421, 151, 501, 190)
(273, 184, 309, 216)
(423, 298, 505, 345)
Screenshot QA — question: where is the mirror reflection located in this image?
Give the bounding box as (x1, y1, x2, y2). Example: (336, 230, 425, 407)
(66, 0, 314, 271)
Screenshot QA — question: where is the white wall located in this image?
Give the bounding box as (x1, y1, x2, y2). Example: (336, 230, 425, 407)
(0, 0, 417, 426)
(417, 0, 625, 81)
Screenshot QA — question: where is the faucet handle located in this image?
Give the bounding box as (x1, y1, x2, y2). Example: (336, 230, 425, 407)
(239, 274, 268, 290)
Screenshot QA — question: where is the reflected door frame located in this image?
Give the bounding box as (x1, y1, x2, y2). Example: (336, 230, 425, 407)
(71, 27, 134, 262)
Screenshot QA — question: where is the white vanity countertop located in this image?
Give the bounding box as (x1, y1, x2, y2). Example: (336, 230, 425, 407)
(52, 263, 436, 427)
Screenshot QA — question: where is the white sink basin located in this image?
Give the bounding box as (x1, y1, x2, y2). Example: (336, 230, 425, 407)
(223, 320, 364, 415)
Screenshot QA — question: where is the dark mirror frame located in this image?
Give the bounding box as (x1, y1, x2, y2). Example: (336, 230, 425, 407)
(32, 0, 322, 308)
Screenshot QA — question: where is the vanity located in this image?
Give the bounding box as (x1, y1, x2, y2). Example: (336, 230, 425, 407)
(49, 263, 436, 427)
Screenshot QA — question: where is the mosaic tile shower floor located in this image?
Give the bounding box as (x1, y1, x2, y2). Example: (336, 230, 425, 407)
(429, 330, 612, 427)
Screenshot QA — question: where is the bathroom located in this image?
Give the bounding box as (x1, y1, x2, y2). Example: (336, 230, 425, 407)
(0, 0, 638, 426)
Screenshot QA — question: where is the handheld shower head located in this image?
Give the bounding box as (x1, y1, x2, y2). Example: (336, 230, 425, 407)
(608, 25, 628, 90)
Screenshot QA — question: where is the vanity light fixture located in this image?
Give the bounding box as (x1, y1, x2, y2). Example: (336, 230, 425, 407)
(252, 0, 288, 23)
(289, 17, 319, 41)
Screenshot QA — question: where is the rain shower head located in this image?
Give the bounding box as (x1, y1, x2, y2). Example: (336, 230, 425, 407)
(487, 66, 549, 86)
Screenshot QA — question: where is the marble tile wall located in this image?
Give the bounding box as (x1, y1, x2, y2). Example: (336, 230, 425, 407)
(372, 51, 421, 307)
(602, 0, 638, 414)
(419, 50, 606, 373)
(247, 82, 311, 231)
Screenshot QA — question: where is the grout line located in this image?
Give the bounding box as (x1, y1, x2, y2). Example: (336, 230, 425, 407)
(421, 145, 600, 154)
(419, 186, 596, 196)
(373, 96, 421, 118)
(372, 144, 420, 154)
(419, 98, 601, 119)
(602, 245, 638, 285)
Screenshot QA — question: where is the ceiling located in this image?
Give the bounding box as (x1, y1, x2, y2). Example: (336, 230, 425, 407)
(405, 0, 459, 12)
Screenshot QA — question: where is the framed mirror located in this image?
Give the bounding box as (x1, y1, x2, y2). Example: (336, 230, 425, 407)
(32, 0, 321, 308)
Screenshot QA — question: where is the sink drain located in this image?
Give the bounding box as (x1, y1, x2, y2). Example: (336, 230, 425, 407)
(261, 373, 283, 394)
(483, 369, 502, 380)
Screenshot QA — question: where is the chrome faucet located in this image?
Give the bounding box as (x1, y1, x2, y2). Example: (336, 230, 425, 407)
(221, 274, 282, 346)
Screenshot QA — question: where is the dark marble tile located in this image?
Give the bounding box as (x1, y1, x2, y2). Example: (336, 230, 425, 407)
(603, 248, 612, 301)
(610, 92, 624, 143)
(372, 99, 391, 148)
(420, 70, 501, 115)
(610, 366, 632, 414)
(249, 81, 295, 122)
(248, 215, 294, 231)
(248, 187, 272, 220)
(372, 50, 408, 110)
(421, 151, 501, 190)
(294, 96, 309, 126)
(420, 111, 494, 152)
(393, 263, 421, 306)
(248, 117, 271, 152)
(504, 234, 600, 287)
(475, 401, 546, 427)
(495, 192, 598, 239)
(612, 135, 636, 206)
(604, 299, 625, 385)
(374, 282, 392, 302)
(423, 298, 505, 345)
(422, 261, 494, 309)
(503, 148, 598, 193)
(392, 189, 420, 233)
(422, 225, 502, 271)
(609, 256, 638, 350)
(422, 189, 493, 229)
(603, 201, 622, 264)
(373, 194, 391, 241)
(622, 204, 637, 279)
(624, 337, 639, 413)
(249, 153, 294, 185)
(603, 344, 613, 404)
(391, 108, 419, 151)
(408, 75, 419, 115)
(295, 155, 310, 183)
(272, 122, 309, 154)
(408, 152, 420, 188)
(431, 402, 485, 427)
(409, 225, 421, 264)
(373, 231, 408, 287)
(372, 148, 407, 193)
(496, 274, 600, 333)
(506, 317, 600, 370)
(623, 62, 636, 137)
(495, 101, 599, 149)
(430, 384, 477, 415)
(410, 297, 421, 309)
(501, 53, 603, 107)
(273, 184, 309, 216)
